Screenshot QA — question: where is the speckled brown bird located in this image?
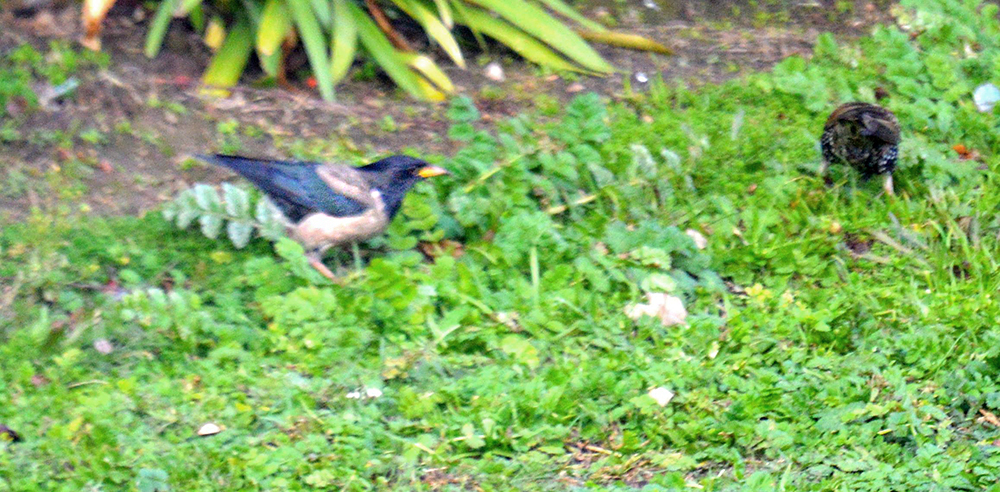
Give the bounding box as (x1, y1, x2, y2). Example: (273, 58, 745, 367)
(820, 102, 900, 195)
(198, 154, 448, 280)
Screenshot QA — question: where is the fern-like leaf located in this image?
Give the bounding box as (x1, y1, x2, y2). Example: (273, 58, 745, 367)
(165, 183, 289, 248)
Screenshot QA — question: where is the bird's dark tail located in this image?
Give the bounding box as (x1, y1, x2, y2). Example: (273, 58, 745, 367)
(195, 154, 319, 221)
(198, 154, 289, 186)
(197, 154, 317, 192)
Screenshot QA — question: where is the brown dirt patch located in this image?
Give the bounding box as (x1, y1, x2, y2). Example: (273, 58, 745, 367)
(0, 1, 895, 221)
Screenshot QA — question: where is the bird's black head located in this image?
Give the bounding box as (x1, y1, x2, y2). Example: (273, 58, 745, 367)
(359, 155, 448, 218)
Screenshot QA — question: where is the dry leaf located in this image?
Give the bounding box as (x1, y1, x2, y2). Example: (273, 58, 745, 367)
(204, 19, 226, 51)
(197, 423, 222, 436)
(625, 293, 687, 327)
(347, 387, 383, 399)
(981, 409, 1000, 428)
(648, 387, 675, 407)
(81, 0, 118, 51)
(685, 229, 707, 250)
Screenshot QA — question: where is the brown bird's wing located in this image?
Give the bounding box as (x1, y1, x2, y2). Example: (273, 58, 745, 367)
(825, 102, 900, 144)
(860, 111, 901, 145)
(824, 102, 872, 128)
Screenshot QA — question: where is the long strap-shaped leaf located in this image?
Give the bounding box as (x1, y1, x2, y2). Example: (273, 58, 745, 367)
(399, 52, 455, 92)
(391, 0, 465, 68)
(349, 2, 445, 101)
(433, 0, 452, 28)
(310, 0, 332, 27)
(456, 5, 581, 73)
(460, 0, 612, 73)
(257, 0, 292, 57)
(177, 0, 203, 16)
(535, 0, 606, 32)
(289, 0, 335, 101)
(201, 16, 254, 92)
(448, 0, 485, 49)
(145, 0, 179, 58)
(329, 0, 358, 83)
(577, 30, 673, 55)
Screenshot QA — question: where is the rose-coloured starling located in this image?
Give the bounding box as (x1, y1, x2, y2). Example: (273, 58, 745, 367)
(198, 154, 448, 280)
(820, 102, 900, 195)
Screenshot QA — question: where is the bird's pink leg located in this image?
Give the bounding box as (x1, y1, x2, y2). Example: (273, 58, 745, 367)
(307, 251, 340, 283)
(883, 174, 894, 196)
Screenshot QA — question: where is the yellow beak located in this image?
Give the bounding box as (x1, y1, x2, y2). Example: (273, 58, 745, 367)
(417, 165, 449, 178)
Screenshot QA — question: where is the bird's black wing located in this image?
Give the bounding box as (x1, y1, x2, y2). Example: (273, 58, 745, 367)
(198, 154, 369, 222)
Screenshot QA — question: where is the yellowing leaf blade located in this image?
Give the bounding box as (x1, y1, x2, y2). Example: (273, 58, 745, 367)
(201, 17, 254, 91)
(349, 2, 441, 101)
(462, 0, 612, 73)
(177, 0, 203, 16)
(392, 0, 465, 68)
(329, 0, 358, 83)
(400, 52, 454, 93)
(434, 0, 453, 28)
(535, 0, 605, 32)
(577, 30, 673, 55)
(456, 6, 581, 73)
(257, 0, 292, 57)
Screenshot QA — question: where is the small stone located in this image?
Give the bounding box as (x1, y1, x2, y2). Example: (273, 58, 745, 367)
(484, 62, 504, 82)
(197, 423, 221, 436)
(93, 339, 113, 354)
(566, 83, 584, 93)
(974, 83, 1000, 113)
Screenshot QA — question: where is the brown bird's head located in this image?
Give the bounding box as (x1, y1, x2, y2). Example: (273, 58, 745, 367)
(824, 102, 900, 145)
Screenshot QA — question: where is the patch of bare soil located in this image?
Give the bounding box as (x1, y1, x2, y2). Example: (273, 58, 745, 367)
(0, 1, 895, 222)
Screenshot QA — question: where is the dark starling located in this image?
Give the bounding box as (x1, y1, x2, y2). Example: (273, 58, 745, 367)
(198, 154, 448, 280)
(820, 102, 901, 195)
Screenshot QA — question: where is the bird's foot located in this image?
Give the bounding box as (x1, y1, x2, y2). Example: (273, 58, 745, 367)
(308, 257, 343, 284)
(818, 162, 835, 188)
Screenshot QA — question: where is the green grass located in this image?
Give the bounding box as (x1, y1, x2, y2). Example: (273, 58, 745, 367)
(5, 0, 1000, 489)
